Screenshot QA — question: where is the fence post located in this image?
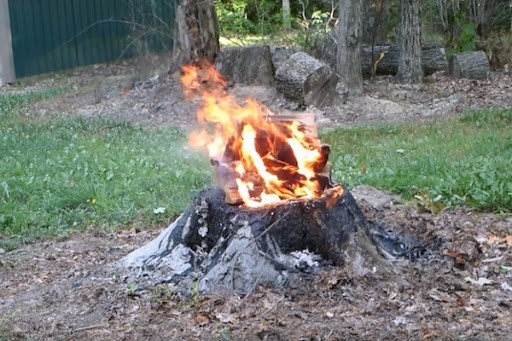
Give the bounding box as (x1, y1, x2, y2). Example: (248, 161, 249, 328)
(0, 0, 16, 85)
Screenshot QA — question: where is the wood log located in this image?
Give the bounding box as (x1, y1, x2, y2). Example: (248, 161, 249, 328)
(271, 45, 302, 70)
(171, 0, 219, 72)
(310, 36, 447, 76)
(449, 51, 490, 80)
(215, 45, 275, 86)
(275, 52, 339, 108)
(362, 43, 447, 76)
(117, 186, 429, 295)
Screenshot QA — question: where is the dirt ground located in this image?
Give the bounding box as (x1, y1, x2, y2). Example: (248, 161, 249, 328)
(1, 54, 512, 340)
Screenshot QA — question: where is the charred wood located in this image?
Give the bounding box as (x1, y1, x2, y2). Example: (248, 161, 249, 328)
(119, 187, 404, 295)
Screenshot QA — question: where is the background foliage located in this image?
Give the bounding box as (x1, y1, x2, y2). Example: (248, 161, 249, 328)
(216, 0, 512, 68)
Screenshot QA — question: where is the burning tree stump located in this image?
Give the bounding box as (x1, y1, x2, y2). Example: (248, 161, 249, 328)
(118, 61, 413, 295)
(120, 186, 396, 294)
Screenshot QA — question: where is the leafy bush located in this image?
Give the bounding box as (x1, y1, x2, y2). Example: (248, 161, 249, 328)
(482, 31, 512, 70)
(216, 0, 255, 35)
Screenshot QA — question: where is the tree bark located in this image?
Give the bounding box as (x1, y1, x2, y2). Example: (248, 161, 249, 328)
(119, 187, 402, 295)
(336, 0, 364, 95)
(171, 0, 220, 72)
(362, 0, 388, 44)
(449, 51, 490, 80)
(398, 0, 423, 83)
(0, 0, 16, 84)
(275, 52, 340, 108)
(310, 37, 448, 76)
(361, 43, 447, 76)
(215, 45, 275, 86)
(282, 0, 291, 30)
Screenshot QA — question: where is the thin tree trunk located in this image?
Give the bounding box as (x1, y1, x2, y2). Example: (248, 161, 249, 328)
(282, 0, 291, 29)
(336, 0, 363, 95)
(0, 0, 16, 84)
(398, 0, 423, 83)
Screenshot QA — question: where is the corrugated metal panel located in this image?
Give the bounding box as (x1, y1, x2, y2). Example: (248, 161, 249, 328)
(8, 0, 175, 77)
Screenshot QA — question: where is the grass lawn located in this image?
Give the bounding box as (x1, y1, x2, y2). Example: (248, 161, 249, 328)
(1, 88, 511, 249)
(323, 108, 512, 213)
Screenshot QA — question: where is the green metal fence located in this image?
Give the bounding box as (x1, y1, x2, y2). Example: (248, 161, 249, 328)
(8, 0, 176, 77)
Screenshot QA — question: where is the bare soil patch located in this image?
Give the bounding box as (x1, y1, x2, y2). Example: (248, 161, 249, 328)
(1, 186, 511, 340)
(1, 57, 511, 340)
(11, 53, 512, 131)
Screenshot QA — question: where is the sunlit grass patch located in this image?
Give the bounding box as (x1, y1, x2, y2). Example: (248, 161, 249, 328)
(322, 108, 512, 212)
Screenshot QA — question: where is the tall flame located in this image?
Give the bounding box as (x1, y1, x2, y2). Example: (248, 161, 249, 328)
(181, 62, 332, 207)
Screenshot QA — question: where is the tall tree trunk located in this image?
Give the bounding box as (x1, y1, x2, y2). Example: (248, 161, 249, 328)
(398, 0, 423, 83)
(282, 0, 291, 29)
(362, 0, 388, 44)
(336, 0, 363, 95)
(171, 0, 220, 72)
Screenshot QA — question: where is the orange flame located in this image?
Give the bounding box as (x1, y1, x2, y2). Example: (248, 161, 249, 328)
(181, 62, 335, 207)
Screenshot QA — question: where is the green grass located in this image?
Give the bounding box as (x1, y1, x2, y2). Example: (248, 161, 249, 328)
(1, 88, 511, 249)
(322, 108, 512, 213)
(0, 87, 64, 117)
(0, 90, 211, 249)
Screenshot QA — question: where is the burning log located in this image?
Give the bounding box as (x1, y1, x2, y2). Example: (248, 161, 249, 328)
(119, 186, 399, 294)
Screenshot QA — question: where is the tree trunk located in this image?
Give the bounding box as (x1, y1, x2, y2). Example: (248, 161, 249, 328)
(215, 45, 275, 86)
(119, 187, 405, 295)
(0, 0, 16, 84)
(449, 51, 490, 80)
(171, 0, 220, 72)
(398, 0, 423, 83)
(336, 0, 364, 95)
(275, 52, 340, 108)
(282, 0, 291, 30)
(362, 0, 388, 44)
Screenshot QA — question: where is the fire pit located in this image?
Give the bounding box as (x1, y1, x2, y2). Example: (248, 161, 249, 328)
(119, 63, 414, 294)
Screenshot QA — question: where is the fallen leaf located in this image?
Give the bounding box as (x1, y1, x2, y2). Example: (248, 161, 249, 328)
(215, 312, 236, 323)
(195, 313, 210, 326)
(153, 207, 166, 214)
(487, 235, 501, 244)
(501, 282, 512, 292)
(500, 265, 512, 272)
(392, 315, 407, 326)
(464, 276, 493, 286)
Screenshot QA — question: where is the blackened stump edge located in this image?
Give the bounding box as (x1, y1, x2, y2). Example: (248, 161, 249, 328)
(119, 186, 397, 295)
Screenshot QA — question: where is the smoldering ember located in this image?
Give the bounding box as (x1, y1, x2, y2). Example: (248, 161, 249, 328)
(117, 62, 429, 295)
